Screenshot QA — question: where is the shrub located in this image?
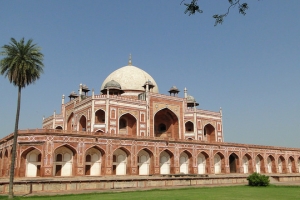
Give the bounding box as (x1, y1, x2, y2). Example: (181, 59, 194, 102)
(247, 172, 270, 186)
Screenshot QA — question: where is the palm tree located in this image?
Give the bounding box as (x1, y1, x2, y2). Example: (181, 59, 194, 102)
(0, 38, 44, 199)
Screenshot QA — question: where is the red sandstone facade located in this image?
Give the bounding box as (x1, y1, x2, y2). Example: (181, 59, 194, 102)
(0, 61, 299, 178)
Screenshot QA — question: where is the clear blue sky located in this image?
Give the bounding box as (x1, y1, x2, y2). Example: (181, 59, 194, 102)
(0, 1, 299, 148)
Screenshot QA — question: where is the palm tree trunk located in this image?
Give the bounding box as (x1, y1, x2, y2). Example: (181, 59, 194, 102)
(8, 86, 21, 199)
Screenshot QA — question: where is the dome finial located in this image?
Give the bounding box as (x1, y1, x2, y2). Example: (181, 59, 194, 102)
(128, 54, 132, 66)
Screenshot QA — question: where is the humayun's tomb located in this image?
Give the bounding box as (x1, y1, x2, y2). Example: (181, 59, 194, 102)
(0, 57, 300, 194)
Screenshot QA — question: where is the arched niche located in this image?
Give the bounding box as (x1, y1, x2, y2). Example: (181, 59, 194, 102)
(154, 108, 179, 139)
(203, 124, 216, 143)
(119, 113, 137, 136)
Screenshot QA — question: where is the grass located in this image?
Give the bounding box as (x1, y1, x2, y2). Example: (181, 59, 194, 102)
(1, 185, 300, 200)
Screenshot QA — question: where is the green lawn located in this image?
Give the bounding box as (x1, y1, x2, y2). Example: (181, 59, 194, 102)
(1, 185, 300, 200)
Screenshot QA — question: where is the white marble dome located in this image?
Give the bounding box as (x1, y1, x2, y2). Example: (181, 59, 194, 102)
(101, 65, 159, 93)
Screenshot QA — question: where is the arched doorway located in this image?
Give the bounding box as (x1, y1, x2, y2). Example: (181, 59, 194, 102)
(267, 156, 275, 173)
(179, 152, 189, 174)
(278, 156, 286, 173)
(119, 113, 137, 136)
(95, 109, 105, 124)
(203, 124, 216, 143)
(79, 115, 87, 131)
(85, 147, 102, 176)
(214, 153, 224, 174)
(287, 157, 293, 173)
(185, 121, 194, 132)
(53, 146, 74, 176)
(113, 149, 128, 175)
(229, 153, 239, 173)
(55, 126, 63, 130)
(242, 154, 252, 174)
(255, 155, 264, 173)
(160, 150, 173, 174)
(197, 152, 209, 174)
(26, 149, 42, 177)
(154, 108, 179, 139)
(137, 149, 151, 175)
(67, 113, 74, 131)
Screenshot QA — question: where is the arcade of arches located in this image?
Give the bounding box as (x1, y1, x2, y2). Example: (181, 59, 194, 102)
(1, 140, 299, 178)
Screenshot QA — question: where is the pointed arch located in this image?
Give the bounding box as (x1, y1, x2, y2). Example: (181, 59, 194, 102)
(267, 155, 275, 173)
(53, 145, 77, 176)
(203, 123, 216, 143)
(278, 155, 286, 173)
(95, 109, 105, 124)
(160, 149, 174, 175)
(185, 121, 194, 132)
(119, 113, 137, 136)
(287, 156, 295, 173)
(242, 154, 253, 174)
(229, 153, 239, 173)
(254, 154, 265, 173)
(137, 148, 154, 175)
(19, 147, 42, 177)
(197, 151, 210, 174)
(78, 115, 87, 131)
(67, 112, 74, 131)
(154, 108, 179, 139)
(179, 150, 192, 174)
(113, 148, 130, 175)
(214, 152, 225, 174)
(84, 146, 105, 176)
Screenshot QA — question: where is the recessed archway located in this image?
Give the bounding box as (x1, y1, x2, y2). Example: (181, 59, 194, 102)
(79, 115, 87, 131)
(119, 113, 137, 136)
(160, 150, 174, 175)
(287, 157, 295, 173)
(67, 113, 74, 131)
(229, 153, 239, 173)
(203, 124, 216, 143)
(242, 154, 252, 174)
(137, 149, 153, 175)
(95, 109, 105, 124)
(53, 146, 76, 176)
(197, 152, 209, 174)
(113, 148, 129, 175)
(179, 151, 192, 174)
(255, 154, 264, 173)
(185, 121, 194, 132)
(85, 147, 102, 176)
(267, 155, 275, 173)
(154, 108, 179, 139)
(278, 156, 286, 173)
(214, 153, 225, 174)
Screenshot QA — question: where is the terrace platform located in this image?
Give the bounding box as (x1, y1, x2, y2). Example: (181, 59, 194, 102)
(1, 174, 300, 196)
